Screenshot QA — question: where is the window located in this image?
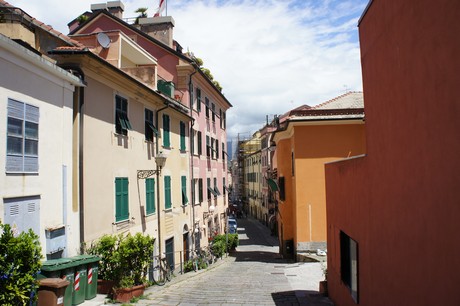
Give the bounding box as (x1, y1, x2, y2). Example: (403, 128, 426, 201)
(291, 151, 295, 176)
(222, 111, 226, 129)
(207, 177, 211, 200)
(115, 178, 129, 222)
(197, 131, 202, 155)
(219, 109, 222, 128)
(115, 95, 132, 135)
(211, 103, 216, 122)
(214, 177, 220, 196)
(164, 175, 172, 209)
(206, 136, 210, 157)
(205, 97, 210, 118)
(341, 231, 359, 303)
(181, 176, 188, 205)
(196, 88, 201, 112)
(223, 178, 226, 195)
(216, 141, 219, 159)
(222, 143, 225, 162)
(211, 138, 215, 159)
(145, 178, 155, 215)
(198, 178, 203, 203)
(6, 99, 39, 173)
(279, 177, 285, 201)
(180, 121, 186, 151)
(162, 114, 170, 148)
(145, 109, 157, 142)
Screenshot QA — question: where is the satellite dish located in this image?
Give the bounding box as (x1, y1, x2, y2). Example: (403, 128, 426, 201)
(97, 32, 111, 49)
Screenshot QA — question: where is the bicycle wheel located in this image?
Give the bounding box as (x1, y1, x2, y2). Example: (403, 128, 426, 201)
(154, 261, 167, 286)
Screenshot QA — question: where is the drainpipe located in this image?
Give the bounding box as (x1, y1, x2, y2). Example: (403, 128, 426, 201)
(188, 68, 197, 253)
(64, 66, 86, 253)
(155, 102, 170, 259)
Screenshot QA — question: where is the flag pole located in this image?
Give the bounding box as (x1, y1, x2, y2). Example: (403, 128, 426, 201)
(166, 0, 168, 16)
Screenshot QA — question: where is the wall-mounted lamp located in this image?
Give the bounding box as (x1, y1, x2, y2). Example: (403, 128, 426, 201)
(203, 204, 215, 219)
(137, 152, 167, 179)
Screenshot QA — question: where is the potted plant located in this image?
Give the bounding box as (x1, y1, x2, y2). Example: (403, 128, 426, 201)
(85, 233, 155, 302)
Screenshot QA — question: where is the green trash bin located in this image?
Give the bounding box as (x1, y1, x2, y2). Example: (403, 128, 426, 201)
(83, 255, 100, 300)
(69, 256, 87, 306)
(39, 259, 74, 306)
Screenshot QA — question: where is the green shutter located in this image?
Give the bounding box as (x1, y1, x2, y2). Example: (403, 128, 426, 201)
(115, 178, 129, 222)
(163, 114, 170, 147)
(181, 176, 188, 205)
(197, 88, 201, 112)
(146, 178, 155, 214)
(180, 121, 186, 151)
(164, 175, 172, 209)
(197, 131, 202, 155)
(198, 178, 203, 203)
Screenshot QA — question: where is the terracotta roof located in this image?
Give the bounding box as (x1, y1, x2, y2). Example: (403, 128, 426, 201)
(0, 0, 86, 48)
(312, 91, 364, 109)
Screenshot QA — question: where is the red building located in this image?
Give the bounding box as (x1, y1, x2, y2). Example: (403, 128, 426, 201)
(325, 1, 460, 305)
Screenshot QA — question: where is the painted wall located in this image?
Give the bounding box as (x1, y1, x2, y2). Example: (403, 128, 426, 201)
(276, 122, 365, 257)
(325, 0, 460, 305)
(0, 38, 80, 258)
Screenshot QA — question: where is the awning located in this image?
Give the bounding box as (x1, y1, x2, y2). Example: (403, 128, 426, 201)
(267, 178, 279, 192)
(214, 186, 221, 196)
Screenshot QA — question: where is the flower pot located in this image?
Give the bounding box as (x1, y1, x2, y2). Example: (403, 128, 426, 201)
(113, 284, 145, 303)
(97, 279, 115, 295)
(319, 280, 328, 296)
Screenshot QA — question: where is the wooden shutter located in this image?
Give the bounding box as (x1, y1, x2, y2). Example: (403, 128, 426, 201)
(163, 114, 170, 147)
(146, 178, 155, 214)
(180, 121, 186, 151)
(164, 176, 171, 209)
(115, 178, 129, 222)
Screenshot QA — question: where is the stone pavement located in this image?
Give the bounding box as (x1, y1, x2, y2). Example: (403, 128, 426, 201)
(82, 217, 333, 305)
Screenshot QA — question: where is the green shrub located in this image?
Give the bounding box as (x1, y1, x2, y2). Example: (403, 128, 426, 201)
(212, 234, 238, 253)
(86, 233, 155, 287)
(0, 222, 42, 305)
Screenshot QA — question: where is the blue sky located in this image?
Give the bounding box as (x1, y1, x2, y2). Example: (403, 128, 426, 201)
(9, 0, 369, 141)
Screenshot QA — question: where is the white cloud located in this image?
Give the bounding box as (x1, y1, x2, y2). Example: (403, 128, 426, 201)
(8, 0, 369, 140)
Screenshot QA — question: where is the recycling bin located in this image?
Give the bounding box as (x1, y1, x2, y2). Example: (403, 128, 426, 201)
(69, 256, 87, 305)
(39, 258, 74, 306)
(37, 278, 70, 306)
(84, 255, 100, 300)
(70, 255, 100, 300)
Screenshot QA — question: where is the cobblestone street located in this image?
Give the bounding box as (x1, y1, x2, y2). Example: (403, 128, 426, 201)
(84, 217, 333, 305)
(137, 217, 332, 305)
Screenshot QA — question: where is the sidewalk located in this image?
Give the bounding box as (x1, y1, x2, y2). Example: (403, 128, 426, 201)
(80, 254, 234, 306)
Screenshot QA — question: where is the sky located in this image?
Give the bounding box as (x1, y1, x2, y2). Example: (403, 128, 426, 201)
(9, 0, 369, 142)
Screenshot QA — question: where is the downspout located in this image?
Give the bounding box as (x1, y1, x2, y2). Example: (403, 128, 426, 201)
(65, 66, 86, 253)
(188, 69, 197, 252)
(155, 102, 170, 259)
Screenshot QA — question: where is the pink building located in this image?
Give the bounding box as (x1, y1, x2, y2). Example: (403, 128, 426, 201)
(325, 0, 460, 305)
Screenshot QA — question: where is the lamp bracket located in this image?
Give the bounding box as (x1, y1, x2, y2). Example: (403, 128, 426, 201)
(137, 170, 160, 179)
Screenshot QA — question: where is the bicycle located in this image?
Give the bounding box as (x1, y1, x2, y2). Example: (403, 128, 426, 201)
(152, 257, 172, 286)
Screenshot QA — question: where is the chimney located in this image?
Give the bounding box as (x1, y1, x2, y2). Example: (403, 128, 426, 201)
(107, 1, 124, 19)
(138, 16, 175, 48)
(90, 1, 124, 19)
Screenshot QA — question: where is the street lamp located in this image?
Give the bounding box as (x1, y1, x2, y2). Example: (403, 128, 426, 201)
(203, 204, 215, 219)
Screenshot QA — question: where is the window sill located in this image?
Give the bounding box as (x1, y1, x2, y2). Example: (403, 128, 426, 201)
(164, 208, 173, 213)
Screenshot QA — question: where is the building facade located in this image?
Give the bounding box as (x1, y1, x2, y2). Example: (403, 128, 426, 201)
(0, 9, 84, 258)
(325, 1, 460, 305)
(273, 92, 366, 260)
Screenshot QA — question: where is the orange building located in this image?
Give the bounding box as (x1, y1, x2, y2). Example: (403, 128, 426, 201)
(325, 1, 460, 305)
(272, 92, 366, 259)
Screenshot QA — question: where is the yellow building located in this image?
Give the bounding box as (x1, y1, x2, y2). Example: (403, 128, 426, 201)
(272, 92, 366, 259)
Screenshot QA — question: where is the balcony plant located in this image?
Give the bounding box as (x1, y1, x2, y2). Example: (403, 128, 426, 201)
(86, 232, 155, 302)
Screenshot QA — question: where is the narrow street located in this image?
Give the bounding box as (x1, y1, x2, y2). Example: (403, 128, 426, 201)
(136, 217, 333, 305)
